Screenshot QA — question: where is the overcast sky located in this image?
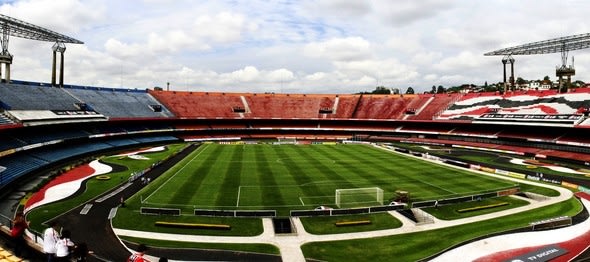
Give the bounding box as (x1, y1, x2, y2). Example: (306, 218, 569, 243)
(1, 0, 589, 94)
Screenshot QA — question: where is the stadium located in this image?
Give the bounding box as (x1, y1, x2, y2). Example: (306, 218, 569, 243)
(0, 9, 590, 262)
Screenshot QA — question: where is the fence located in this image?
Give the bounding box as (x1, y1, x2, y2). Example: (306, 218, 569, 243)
(290, 204, 405, 217)
(140, 207, 181, 216)
(530, 216, 572, 231)
(193, 209, 276, 218)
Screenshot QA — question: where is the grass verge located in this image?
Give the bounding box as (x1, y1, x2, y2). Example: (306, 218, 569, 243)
(423, 196, 529, 220)
(112, 211, 263, 236)
(301, 196, 582, 262)
(300, 213, 402, 235)
(120, 236, 280, 255)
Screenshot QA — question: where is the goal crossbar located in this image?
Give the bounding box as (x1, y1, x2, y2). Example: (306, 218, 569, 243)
(335, 187, 384, 208)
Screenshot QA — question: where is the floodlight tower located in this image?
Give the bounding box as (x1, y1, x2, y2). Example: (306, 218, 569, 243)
(0, 14, 83, 85)
(556, 42, 575, 91)
(485, 33, 590, 92)
(0, 23, 13, 82)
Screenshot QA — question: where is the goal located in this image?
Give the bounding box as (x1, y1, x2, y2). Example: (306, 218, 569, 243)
(335, 187, 384, 208)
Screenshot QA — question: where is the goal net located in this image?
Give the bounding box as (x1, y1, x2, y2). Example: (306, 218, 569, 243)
(335, 187, 384, 208)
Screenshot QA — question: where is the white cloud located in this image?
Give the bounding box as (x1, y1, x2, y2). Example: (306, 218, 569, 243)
(1, 0, 590, 94)
(0, 0, 103, 34)
(433, 51, 492, 72)
(304, 37, 372, 61)
(372, 0, 455, 26)
(193, 12, 258, 43)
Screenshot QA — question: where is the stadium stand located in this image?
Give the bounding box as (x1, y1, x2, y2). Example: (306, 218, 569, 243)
(0, 83, 80, 111)
(438, 89, 590, 123)
(67, 86, 173, 118)
(0, 112, 14, 125)
(148, 90, 245, 118)
(0, 136, 27, 152)
(331, 95, 360, 118)
(103, 137, 142, 147)
(245, 94, 325, 118)
(352, 95, 413, 119)
(0, 153, 48, 187)
(410, 93, 461, 120)
(14, 129, 90, 145)
(402, 95, 433, 119)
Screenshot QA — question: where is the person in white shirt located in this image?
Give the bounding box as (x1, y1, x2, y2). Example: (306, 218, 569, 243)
(55, 229, 75, 262)
(43, 221, 60, 262)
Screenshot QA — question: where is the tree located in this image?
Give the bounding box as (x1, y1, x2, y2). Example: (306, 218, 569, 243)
(372, 86, 391, 94)
(405, 87, 415, 94)
(391, 88, 400, 95)
(573, 80, 585, 87)
(430, 85, 436, 94)
(516, 77, 527, 85)
(543, 75, 550, 81)
(357, 86, 391, 94)
(436, 85, 445, 94)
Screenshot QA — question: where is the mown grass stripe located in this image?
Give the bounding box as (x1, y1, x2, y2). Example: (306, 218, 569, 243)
(168, 144, 225, 206)
(311, 145, 395, 188)
(253, 145, 285, 207)
(344, 146, 459, 198)
(291, 145, 355, 190)
(214, 145, 244, 206)
(273, 146, 323, 203)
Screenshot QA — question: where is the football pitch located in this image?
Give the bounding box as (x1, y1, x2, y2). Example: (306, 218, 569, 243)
(139, 143, 517, 212)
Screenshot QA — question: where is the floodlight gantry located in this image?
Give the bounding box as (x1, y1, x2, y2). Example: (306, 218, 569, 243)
(0, 14, 83, 86)
(485, 33, 590, 92)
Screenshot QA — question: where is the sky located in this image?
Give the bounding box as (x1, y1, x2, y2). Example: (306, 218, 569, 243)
(0, 0, 589, 94)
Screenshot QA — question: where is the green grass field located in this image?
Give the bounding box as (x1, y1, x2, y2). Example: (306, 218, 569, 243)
(134, 143, 517, 215)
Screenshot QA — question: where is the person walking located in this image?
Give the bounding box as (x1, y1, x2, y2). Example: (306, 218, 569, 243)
(11, 212, 29, 257)
(43, 221, 60, 262)
(55, 229, 75, 262)
(127, 244, 149, 262)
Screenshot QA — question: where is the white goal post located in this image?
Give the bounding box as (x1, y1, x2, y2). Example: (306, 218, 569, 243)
(335, 187, 384, 208)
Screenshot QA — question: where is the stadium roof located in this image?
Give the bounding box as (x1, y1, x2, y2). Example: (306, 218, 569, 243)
(484, 33, 590, 56)
(0, 14, 83, 44)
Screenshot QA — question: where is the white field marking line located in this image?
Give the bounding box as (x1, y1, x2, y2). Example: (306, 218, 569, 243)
(299, 197, 305, 206)
(143, 144, 211, 203)
(236, 186, 242, 207)
(416, 178, 458, 194)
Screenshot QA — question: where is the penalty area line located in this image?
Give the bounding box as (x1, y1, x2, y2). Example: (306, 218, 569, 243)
(299, 197, 305, 206)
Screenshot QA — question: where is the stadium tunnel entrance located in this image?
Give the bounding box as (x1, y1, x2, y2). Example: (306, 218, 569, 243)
(272, 217, 296, 235)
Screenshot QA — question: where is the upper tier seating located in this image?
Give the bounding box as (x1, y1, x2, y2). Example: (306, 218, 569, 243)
(67, 87, 173, 118)
(352, 95, 414, 119)
(245, 94, 326, 118)
(0, 83, 80, 110)
(149, 91, 246, 118)
(407, 94, 460, 120)
(332, 95, 360, 118)
(438, 89, 590, 121)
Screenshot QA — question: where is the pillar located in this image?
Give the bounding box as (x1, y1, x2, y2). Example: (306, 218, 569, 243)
(51, 50, 57, 86)
(51, 42, 66, 87)
(5, 63, 9, 82)
(59, 51, 64, 87)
